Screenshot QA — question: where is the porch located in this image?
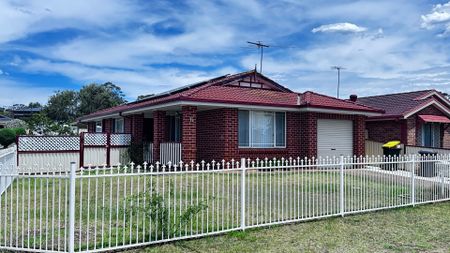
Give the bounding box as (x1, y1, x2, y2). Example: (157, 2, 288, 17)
(135, 105, 197, 164)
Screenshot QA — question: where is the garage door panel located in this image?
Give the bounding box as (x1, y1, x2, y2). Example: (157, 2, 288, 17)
(317, 119, 353, 158)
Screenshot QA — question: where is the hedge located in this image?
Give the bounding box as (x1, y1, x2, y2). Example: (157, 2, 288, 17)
(0, 128, 25, 147)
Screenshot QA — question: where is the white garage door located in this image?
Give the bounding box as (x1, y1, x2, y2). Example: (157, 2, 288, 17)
(317, 119, 353, 158)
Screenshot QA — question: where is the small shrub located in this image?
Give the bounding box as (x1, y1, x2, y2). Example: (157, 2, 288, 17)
(0, 127, 26, 148)
(0, 128, 16, 147)
(127, 142, 144, 165)
(13, 128, 26, 135)
(125, 181, 208, 240)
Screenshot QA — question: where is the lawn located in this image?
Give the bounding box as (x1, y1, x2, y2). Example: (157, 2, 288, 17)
(128, 202, 450, 253)
(0, 167, 448, 252)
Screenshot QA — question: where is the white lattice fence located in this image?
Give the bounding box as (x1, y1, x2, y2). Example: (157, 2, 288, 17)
(110, 133, 131, 146)
(83, 133, 107, 146)
(18, 136, 80, 151)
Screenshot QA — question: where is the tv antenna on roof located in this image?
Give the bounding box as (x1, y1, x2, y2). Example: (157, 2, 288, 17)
(247, 41, 269, 74)
(331, 66, 345, 98)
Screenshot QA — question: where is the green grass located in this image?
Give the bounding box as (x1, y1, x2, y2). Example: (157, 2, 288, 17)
(127, 202, 450, 253)
(0, 168, 448, 252)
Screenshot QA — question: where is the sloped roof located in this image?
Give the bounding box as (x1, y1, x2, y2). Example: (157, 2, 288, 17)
(79, 70, 382, 121)
(0, 115, 13, 122)
(299, 91, 383, 112)
(356, 90, 450, 118)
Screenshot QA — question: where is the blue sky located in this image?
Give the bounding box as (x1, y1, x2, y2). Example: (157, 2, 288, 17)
(1, 0, 450, 106)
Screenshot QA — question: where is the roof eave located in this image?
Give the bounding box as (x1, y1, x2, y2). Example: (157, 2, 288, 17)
(299, 104, 384, 115)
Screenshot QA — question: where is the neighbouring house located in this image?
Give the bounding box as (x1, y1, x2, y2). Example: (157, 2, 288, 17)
(355, 90, 450, 149)
(78, 70, 383, 162)
(7, 106, 43, 120)
(0, 114, 13, 128)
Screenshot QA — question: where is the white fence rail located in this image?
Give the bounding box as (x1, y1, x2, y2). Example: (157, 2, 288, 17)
(1, 155, 450, 252)
(0, 146, 17, 195)
(160, 142, 182, 164)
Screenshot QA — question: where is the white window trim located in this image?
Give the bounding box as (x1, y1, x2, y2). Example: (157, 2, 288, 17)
(114, 118, 124, 133)
(238, 110, 286, 149)
(95, 121, 102, 133)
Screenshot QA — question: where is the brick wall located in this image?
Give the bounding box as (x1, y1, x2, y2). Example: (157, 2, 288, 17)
(196, 110, 365, 161)
(153, 111, 166, 162)
(353, 115, 366, 156)
(102, 119, 113, 133)
(124, 117, 132, 133)
(299, 112, 317, 158)
(181, 106, 197, 162)
(130, 114, 144, 144)
(87, 122, 96, 133)
(366, 120, 402, 144)
(197, 110, 302, 161)
(443, 126, 450, 148)
(197, 108, 238, 161)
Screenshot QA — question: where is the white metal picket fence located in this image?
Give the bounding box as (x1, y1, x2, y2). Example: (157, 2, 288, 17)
(0, 146, 17, 195)
(1, 154, 450, 252)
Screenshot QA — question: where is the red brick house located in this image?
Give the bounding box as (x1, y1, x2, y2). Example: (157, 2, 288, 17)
(78, 71, 382, 162)
(356, 90, 450, 148)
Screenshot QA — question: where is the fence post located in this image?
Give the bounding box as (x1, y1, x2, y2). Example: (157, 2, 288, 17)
(340, 155, 345, 217)
(68, 162, 76, 253)
(240, 158, 246, 230)
(411, 155, 415, 207)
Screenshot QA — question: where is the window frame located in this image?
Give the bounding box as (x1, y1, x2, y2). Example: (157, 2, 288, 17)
(114, 118, 124, 133)
(238, 110, 286, 148)
(421, 122, 441, 148)
(95, 121, 102, 133)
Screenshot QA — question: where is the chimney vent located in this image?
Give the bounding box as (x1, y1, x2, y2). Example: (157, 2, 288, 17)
(349, 94, 358, 102)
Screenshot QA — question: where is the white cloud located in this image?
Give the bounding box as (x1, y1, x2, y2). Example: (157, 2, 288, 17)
(421, 1, 450, 37)
(19, 59, 241, 100)
(312, 22, 367, 33)
(421, 2, 450, 28)
(1, 0, 450, 105)
(241, 30, 450, 97)
(0, 78, 54, 105)
(0, 0, 142, 43)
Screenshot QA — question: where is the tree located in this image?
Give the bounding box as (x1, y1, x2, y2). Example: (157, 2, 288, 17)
(27, 112, 52, 135)
(27, 112, 73, 135)
(28, 102, 42, 108)
(78, 82, 126, 115)
(45, 90, 79, 123)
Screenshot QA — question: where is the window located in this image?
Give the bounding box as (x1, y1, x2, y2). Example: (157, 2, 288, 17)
(422, 123, 441, 148)
(95, 121, 102, 133)
(167, 115, 181, 142)
(238, 110, 286, 148)
(114, 118, 124, 133)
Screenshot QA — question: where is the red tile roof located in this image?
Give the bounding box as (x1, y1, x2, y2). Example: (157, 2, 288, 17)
(79, 71, 383, 121)
(356, 90, 450, 118)
(298, 91, 383, 112)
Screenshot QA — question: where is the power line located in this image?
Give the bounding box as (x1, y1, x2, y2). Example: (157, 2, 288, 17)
(331, 66, 345, 98)
(247, 41, 269, 73)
